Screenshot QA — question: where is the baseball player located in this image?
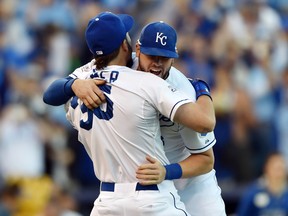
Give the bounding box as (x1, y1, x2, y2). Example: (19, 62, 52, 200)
(45, 12, 216, 216)
(133, 22, 226, 216)
(43, 20, 225, 215)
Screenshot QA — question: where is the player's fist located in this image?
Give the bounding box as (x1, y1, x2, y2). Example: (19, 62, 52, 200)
(188, 78, 212, 100)
(136, 155, 166, 185)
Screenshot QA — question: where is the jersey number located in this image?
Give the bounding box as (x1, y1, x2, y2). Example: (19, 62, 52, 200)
(71, 85, 113, 130)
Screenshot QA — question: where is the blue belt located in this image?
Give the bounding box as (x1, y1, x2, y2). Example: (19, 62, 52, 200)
(101, 182, 158, 192)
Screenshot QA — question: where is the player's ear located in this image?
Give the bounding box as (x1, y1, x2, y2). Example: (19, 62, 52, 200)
(122, 39, 129, 52)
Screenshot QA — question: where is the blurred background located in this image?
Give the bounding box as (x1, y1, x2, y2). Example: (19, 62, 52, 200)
(0, 0, 288, 215)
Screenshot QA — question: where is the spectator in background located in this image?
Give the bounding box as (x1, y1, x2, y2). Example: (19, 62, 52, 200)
(0, 183, 19, 216)
(275, 67, 288, 171)
(211, 59, 257, 184)
(0, 104, 45, 178)
(181, 33, 215, 86)
(37, 183, 83, 216)
(236, 152, 288, 216)
(0, 21, 8, 110)
(0, 103, 52, 216)
(210, 0, 287, 178)
(27, 0, 76, 78)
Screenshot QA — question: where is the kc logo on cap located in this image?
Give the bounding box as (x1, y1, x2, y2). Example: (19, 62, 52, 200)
(155, 32, 167, 46)
(138, 21, 178, 58)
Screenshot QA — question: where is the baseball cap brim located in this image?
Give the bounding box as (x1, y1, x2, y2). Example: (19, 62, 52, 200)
(118, 14, 134, 33)
(140, 47, 179, 58)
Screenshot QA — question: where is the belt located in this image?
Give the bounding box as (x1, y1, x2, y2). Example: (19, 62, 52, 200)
(101, 182, 158, 192)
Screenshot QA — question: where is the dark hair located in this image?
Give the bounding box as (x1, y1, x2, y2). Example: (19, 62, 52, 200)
(94, 46, 121, 70)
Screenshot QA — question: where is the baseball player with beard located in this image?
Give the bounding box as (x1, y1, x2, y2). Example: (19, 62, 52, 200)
(44, 12, 215, 216)
(134, 21, 226, 216)
(43, 19, 225, 215)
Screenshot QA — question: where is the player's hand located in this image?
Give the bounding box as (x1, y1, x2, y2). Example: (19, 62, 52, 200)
(72, 79, 106, 109)
(136, 155, 166, 185)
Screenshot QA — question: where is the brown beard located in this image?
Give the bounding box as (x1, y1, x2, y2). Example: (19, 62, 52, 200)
(138, 57, 172, 80)
(162, 65, 172, 80)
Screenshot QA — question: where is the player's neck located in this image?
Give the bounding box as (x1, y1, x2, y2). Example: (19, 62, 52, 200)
(108, 49, 129, 67)
(108, 58, 126, 67)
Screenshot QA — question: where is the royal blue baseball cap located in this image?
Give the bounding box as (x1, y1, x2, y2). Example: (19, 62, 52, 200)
(138, 21, 178, 58)
(85, 11, 134, 56)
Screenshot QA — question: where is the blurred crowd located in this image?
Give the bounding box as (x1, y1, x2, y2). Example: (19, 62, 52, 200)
(0, 0, 288, 215)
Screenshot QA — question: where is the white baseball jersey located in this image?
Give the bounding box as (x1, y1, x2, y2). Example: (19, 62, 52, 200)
(66, 62, 194, 216)
(67, 57, 225, 215)
(162, 67, 226, 216)
(66, 63, 192, 183)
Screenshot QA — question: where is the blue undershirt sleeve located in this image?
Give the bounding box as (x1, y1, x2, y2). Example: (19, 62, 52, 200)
(43, 77, 76, 106)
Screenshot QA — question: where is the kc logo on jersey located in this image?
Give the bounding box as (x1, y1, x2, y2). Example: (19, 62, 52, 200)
(155, 32, 167, 46)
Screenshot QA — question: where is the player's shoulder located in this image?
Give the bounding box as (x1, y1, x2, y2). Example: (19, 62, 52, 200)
(167, 67, 189, 83)
(167, 67, 193, 87)
(108, 66, 162, 83)
(169, 66, 186, 76)
(77, 60, 95, 74)
(69, 59, 95, 79)
(166, 67, 196, 100)
(131, 69, 171, 91)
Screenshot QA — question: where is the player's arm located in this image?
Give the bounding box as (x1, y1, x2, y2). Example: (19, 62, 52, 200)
(189, 78, 215, 122)
(174, 97, 215, 132)
(43, 77, 106, 109)
(136, 149, 214, 185)
(177, 78, 215, 177)
(178, 148, 214, 178)
(137, 150, 213, 184)
(173, 79, 215, 133)
(43, 77, 76, 105)
(137, 79, 215, 184)
(166, 80, 215, 180)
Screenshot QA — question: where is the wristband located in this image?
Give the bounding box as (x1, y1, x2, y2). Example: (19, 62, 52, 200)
(189, 78, 212, 101)
(164, 163, 182, 180)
